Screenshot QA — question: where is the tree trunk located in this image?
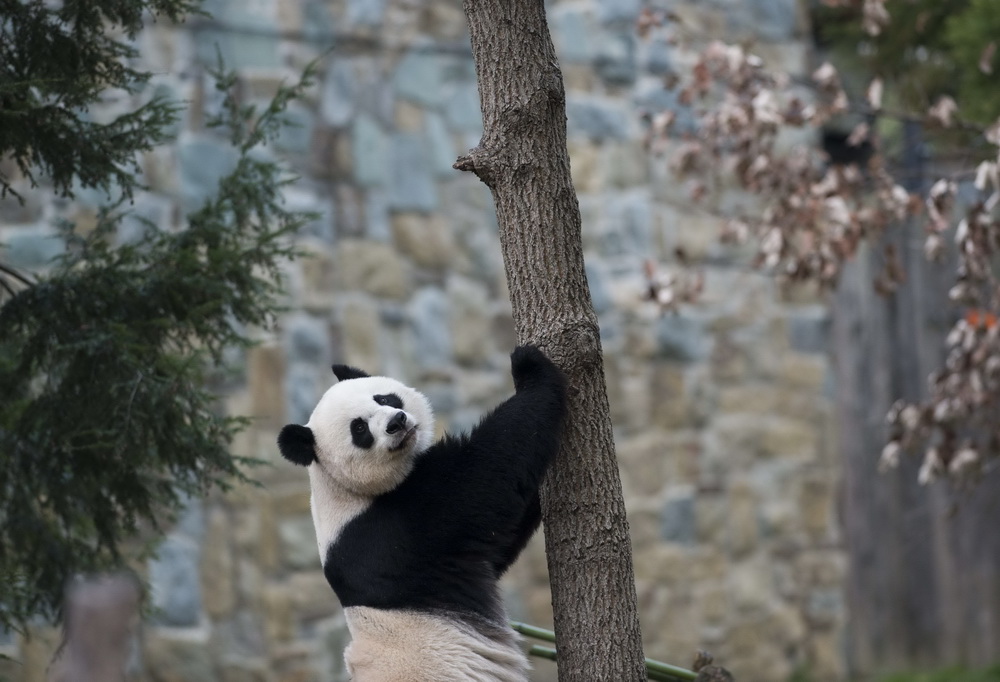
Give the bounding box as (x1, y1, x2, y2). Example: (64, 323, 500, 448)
(456, 1, 647, 679)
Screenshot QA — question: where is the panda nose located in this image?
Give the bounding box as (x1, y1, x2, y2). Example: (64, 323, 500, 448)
(386, 411, 407, 434)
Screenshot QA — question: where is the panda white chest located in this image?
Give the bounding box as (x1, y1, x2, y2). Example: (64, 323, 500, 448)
(307, 463, 370, 560)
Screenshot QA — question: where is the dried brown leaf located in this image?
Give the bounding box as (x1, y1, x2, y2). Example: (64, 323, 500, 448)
(980, 42, 996, 75)
(866, 78, 884, 110)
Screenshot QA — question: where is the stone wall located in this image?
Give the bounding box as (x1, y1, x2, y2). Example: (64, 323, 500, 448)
(0, 1, 845, 680)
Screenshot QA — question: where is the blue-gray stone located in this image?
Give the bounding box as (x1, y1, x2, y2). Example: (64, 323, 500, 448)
(364, 190, 392, 242)
(641, 38, 673, 75)
(388, 134, 438, 212)
(379, 302, 407, 326)
(353, 59, 395, 127)
(195, 30, 282, 71)
(197, 0, 282, 69)
(119, 194, 172, 245)
(788, 306, 831, 354)
(595, 31, 636, 85)
(426, 113, 458, 178)
(585, 261, 613, 315)
(275, 104, 316, 155)
(346, 0, 385, 27)
(600, 194, 652, 257)
(321, 61, 357, 127)
(444, 84, 483, 133)
(551, 6, 593, 63)
(657, 314, 712, 362)
(420, 381, 458, 416)
(175, 495, 205, 540)
(149, 81, 184, 140)
(806, 588, 844, 622)
(566, 97, 630, 141)
(286, 364, 322, 426)
(177, 135, 240, 213)
(3, 230, 65, 268)
(0, 626, 12, 646)
(448, 408, 482, 437)
(661, 494, 696, 544)
(733, 0, 799, 42)
(633, 86, 697, 136)
(301, 0, 334, 42)
(149, 534, 201, 626)
(408, 287, 453, 372)
(72, 177, 125, 208)
(393, 52, 443, 108)
(286, 314, 330, 364)
(352, 115, 389, 187)
(290, 192, 335, 242)
(596, 0, 641, 24)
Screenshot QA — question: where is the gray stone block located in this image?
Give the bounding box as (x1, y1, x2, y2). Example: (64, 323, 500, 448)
(321, 61, 357, 127)
(177, 135, 239, 213)
(346, 0, 385, 27)
(566, 96, 630, 141)
(640, 37, 673, 75)
(175, 496, 205, 541)
(551, 6, 593, 63)
(806, 587, 844, 624)
(118, 194, 172, 245)
(657, 314, 712, 362)
(393, 52, 443, 108)
(3, 229, 65, 268)
(408, 287, 453, 372)
(197, 0, 282, 69)
(352, 114, 389, 187)
(286, 365, 321, 425)
(585, 261, 613, 315)
(388, 134, 438, 211)
(426, 113, 458, 177)
(284, 186, 334, 242)
(444, 84, 483, 132)
(661, 493, 696, 544)
(596, 0, 641, 24)
(149, 534, 202, 627)
(364, 189, 392, 242)
(788, 306, 831, 354)
(599, 193, 652, 257)
(278, 516, 319, 570)
(633, 85, 697, 136)
(286, 314, 331, 364)
(595, 31, 636, 85)
(274, 104, 316, 155)
(732, 0, 799, 42)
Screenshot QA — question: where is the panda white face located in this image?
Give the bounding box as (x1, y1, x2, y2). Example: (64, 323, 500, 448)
(306, 375, 435, 497)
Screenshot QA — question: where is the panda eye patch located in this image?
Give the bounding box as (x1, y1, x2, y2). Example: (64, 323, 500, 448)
(373, 393, 403, 409)
(350, 418, 374, 449)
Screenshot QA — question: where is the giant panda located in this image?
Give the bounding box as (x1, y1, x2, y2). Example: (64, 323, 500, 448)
(277, 345, 567, 682)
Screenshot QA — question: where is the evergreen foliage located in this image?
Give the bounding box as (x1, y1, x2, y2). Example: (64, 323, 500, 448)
(0, 2, 315, 631)
(0, 0, 203, 200)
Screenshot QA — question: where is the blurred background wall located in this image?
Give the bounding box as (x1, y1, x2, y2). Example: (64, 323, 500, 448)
(0, 1, 847, 680)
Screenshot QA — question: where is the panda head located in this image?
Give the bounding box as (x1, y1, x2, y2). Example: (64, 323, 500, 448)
(277, 364, 435, 497)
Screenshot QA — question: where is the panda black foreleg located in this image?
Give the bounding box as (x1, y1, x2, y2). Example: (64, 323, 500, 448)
(493, 494, 542, 576)
(456, 346, 566, 569)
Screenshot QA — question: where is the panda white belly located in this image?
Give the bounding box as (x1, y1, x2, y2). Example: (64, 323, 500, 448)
(343, 607, 529, 682)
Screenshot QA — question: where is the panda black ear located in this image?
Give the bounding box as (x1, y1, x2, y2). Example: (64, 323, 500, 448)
(278, 424, 317, 467)
(332, 364, 370, 381)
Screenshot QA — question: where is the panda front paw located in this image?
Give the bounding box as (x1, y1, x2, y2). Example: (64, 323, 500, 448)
(510, 345, 565, 393)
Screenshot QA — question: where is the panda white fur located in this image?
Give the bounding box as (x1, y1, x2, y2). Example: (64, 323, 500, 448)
(277, 345, 567, 682)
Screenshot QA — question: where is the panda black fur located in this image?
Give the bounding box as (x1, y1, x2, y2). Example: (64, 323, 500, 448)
(277, 345, 567, 682)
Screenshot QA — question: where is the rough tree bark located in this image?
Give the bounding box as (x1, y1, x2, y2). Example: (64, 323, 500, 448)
(456, 0, 647, 679)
